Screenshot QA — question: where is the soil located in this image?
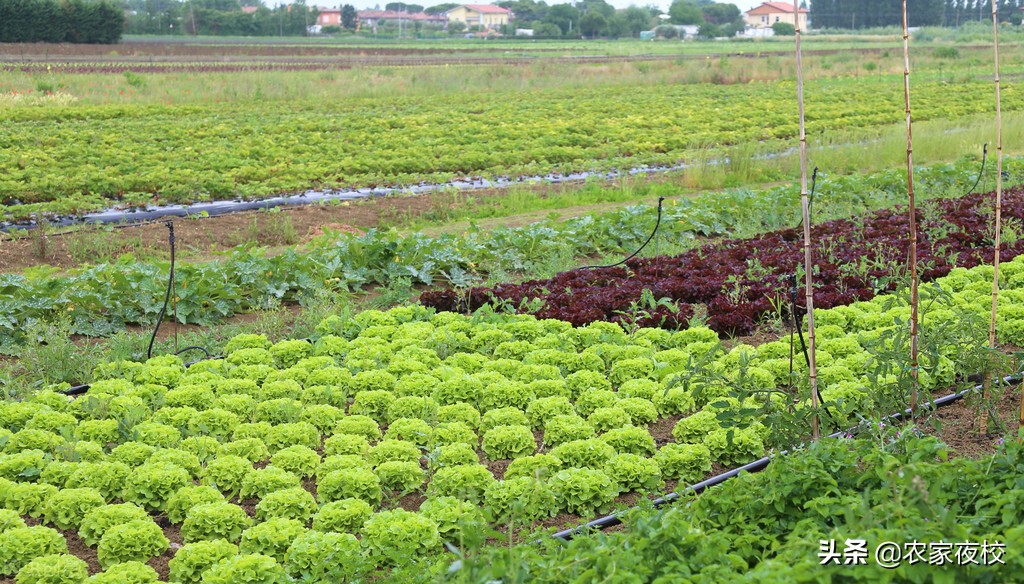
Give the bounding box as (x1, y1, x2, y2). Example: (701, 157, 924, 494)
(920, 384, 1021, 459)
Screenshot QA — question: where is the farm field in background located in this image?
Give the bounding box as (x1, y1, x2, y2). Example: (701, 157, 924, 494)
(3, 40, 1024, 221)
(2, 28, 1024, 584)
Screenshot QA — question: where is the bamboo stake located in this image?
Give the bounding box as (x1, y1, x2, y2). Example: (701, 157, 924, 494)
(794, 0, 820, 441)
(902, 0, 920, 416)
(983, 0, 1003, 435)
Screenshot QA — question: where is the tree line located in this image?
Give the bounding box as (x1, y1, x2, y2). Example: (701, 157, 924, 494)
(811, 0, 1024, 29)
(0, 0, 124, 43)
(126, 0, 318, 36)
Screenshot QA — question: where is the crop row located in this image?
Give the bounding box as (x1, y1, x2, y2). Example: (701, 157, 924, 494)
(0, 159, 1004, 350)
(3, 247, 1024, 581)
(438, 433, 1022, 582)
(1, 75, 1020, 217)
(422, 186, 1024, 335)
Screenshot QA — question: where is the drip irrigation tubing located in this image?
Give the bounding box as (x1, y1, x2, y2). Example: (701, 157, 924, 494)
(146, 222, 175, 360)
(547, 373, 1020, 542)
(578, 197, 665, 270)
(966, 144, 988, 196)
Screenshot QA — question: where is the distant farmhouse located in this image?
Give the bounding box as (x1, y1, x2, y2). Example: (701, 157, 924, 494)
(743, 1, 809, 31)
(446, 4, 512, 30)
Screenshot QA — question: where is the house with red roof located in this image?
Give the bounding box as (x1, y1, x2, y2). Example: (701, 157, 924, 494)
(744, 2, 808, 30)
(446, 4, 511, 30)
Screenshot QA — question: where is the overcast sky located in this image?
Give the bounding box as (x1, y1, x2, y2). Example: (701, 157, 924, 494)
(315, 1, 768, 14)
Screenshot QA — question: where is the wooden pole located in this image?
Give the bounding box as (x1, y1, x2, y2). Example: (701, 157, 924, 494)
(794, 0, 819, 441)
(902, 0, 920, 416)
(983, 0, 1004, 435)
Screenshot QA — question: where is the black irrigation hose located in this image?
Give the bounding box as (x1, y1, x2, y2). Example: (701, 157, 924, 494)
(966, 144, 988, 197)
(549, 374, 1019, 542)
(175, 345, 210, 359)
(578, 197, 665, 270)
(787, 274, 838, 430)
(147, 222, 175, 361)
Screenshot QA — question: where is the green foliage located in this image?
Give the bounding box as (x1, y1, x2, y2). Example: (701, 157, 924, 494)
(0, 526, 66, 576)
(239, 466, 301, 501)
(543, 415, 595, 447)
(332, 416, 381, 443)
(121, 462, 191, 512)
(427, 464, 495, 504)
(84, 561, 158, 584)
(239, 518, 307, 564)
(256, 488, 319, 523)
(607, 453, 663, 492)
(199, 553, 287, 584)
(550, 439, 617, 469)
(481, 425, 536, 460)
(79, 503, 150, 547)
(366, 440, 421, 467)
(655, 443, 712, 483)
(168, 540, 238, 584)
(704, 427, 765, 467)
(284, 531, 364, 583)
(600, 425, 656, 456)
(587, 407, 632, 433)
(550, 468, 619, 516)
(201, 456, 253, 498)
(166, 486, 226, 525)
(317, 468, 382, 506)
(219, 438, 270, 464)
(269, 446, 320, 479)
(42, 487, 105, 530)
(485, 477, 558, 523)
(96, 519, 168, 568)
(418, 496, 486, 545)
(362, 509, 440, 567)
(312, 498, 373, 534)
(14, 554, 87, 584)
(181, 502, 253, 544)
(374, 460, 425, 493)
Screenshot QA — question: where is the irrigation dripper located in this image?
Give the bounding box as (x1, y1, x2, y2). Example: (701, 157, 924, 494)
(579, 196, 665, 271)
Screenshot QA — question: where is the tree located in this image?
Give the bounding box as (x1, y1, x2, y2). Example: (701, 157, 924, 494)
(386, 3, 424, 12)
(425, 3, 458, 14)
(771, 21, 795, 35)
(341, 4, 356, 28)
(544, 3, 581, 34)
(700, 2, 738, 25)
(621, 5, 652, 36)
(578, 11, 606, 36)
(655, 23, 678, 37)
(533, 21, 562, 36)
(667, 0, 703, 24)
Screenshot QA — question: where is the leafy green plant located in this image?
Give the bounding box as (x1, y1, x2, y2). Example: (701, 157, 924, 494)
(269, 445, 320, 479)
(655, 443, 713, 483)
(79, 503, 151, 547)
(317, 468, 382, 506)
(607, 453, 663, 492)
(199, 553, 287, 584)
(418, 496, 487, 546)
(600, 426, 656, 457)
(121, 462, 191, 512)
(481, 425, 536, 460)
(542, 415, 595, 447)
(42, 487, 105, 530)
(362, 509, 440, 567)
(284, 531, 365, 583)
(84, 560, 159, 584)
(14, 554, 87, 584)
(426, 464, 495, 504)
(374, 460, 425, 493)
(201, 455, 253, 497)
(166, 486, 226, 525)
(255, 487, 318, 523)
(239, 517, 307, 564)
(550, 468, 619, 516)
(0, 526, 67, 576)
(484, 477, 558, 523)
(167, 540, 239, 584)
(96, 518, 169, 568)
(549, 439, 617, 469)
(239, 466, 301, 501)
(312, 498, 373, 534)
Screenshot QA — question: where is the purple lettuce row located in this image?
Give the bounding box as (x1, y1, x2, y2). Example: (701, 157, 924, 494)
(422, 188, 1024, 336)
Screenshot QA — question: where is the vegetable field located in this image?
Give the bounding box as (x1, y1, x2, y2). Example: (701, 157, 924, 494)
(2, 75, 1022, 220)
(2, 30, 1023, 584)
